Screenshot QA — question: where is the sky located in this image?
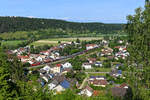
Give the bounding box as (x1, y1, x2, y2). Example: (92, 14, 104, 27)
(0, 0, 145, 23)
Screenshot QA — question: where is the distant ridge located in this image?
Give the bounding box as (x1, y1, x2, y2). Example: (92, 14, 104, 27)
(0, 16, 124, 34)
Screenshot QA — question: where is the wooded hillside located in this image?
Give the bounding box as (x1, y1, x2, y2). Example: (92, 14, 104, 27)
(0, 16, 124, 34)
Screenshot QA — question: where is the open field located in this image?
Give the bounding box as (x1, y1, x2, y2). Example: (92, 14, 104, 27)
(45, 37, 103, 41)
(1, 40, 26, 47)
(31, 37, 103, 46)
(88, 73, 107, 76)
(85, 68, 111, 72)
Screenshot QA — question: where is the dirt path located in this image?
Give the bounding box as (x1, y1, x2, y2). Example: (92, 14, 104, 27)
(79, 76, 88, 89)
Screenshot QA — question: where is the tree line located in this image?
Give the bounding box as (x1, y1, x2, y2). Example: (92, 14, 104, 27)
(0, 16, 123, 34)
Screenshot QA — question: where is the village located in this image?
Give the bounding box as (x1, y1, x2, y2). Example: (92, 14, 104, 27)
(8, 38, 131, 98)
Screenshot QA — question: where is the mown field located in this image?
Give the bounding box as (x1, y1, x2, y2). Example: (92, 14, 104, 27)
(30, 37, 103, 46)
(1, 40, 26, 47)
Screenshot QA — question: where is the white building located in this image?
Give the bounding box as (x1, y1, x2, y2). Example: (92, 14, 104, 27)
(79, 86, 93, 97)
(42, 65, 51, 73)
(62, 62, 72, 68)
(82, 63, 92, 69)
(86, 44, 98, 50)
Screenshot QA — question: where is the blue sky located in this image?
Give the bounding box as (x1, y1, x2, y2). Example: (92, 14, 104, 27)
(0, 0, 145, 23)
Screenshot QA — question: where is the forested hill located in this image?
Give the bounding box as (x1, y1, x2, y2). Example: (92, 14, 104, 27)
(0, 16, 124, 34)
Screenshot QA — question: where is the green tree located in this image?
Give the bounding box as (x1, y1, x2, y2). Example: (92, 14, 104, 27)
(126, 0, 150, 99)
(0, 48, 19, 99)
(76, 38, 80, 43)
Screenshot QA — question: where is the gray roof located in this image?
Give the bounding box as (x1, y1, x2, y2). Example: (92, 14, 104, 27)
(111, 87, 127, 97)
(51, 80, 59, 85)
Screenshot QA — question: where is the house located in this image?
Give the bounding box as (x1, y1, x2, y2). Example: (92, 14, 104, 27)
(17, 55, 30, 62)
(53, 85, 65, 92)
(111, 87, 127, 98)
(79, 86, 93, 97)
(60, 80, 70, 89)
(12, 49, 18, 54)
(40, 50, 50, 55)
(36, 56, 43, 62)
(50, 52, 60, 60)
(118, 40, 124, 44)
(102, 40, 108, 45)
(101, 47, 113, 56)
(41, 74, 51, 82)
(52, 75, 66, 83)
(89, 76, 106, 81)
(29, 54, 39, 59)
(93, 90, 100, 96)
(111, 83, 130, 98)
(44, 58, 53, 63)
(39, 70, 47, 75)
(48, 80, 59, 90)
(82, 63, 92, 69)
(120, 83, 128, 89)
(54, 80, 70, 92)
(86, 44, 98, 50)
(62, 62, 72, 69)
(95, 61, 103, 67)
(51, 64, 63, 73)
(41, 65, 51, 73)
(59, 43, 70, 48)
(109, 69, 122, 77)
(28, 60, 36, 65)
(88, 58, 96, 64)
(50, 46, 60, 52)
(89, 80, 108, 87)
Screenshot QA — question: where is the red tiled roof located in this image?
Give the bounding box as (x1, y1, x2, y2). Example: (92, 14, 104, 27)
(120, 83, 128, 88)
(90, 80, 108, 85)
(56, 64, 62, 67)
(85, 86, 93, 92)
(50, 46, 60, 51)
(123, 48, 127, 50)
(88, 58, 96, 61)
(44, 59, 52, 63)
(86, 44, 97, 47)
(20, 48, 25, 51)
(40, 51, 49, 53)
(18, 55, 29, 59)
(93, 90, 100, 96)
(114, 46, 120, 49)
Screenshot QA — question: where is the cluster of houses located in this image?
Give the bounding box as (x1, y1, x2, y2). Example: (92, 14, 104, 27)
(78, 74, 130, 98)
(38, 62, 74, 93)
(100, 47, 113, 57)
(8, 41, 101, 67)
(114, 46, 129, 60)
(7, 39, 132, 98)
(98, 43, 129, 61)
(9, 43, 75, 66)
(82, 58, 103, 69)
